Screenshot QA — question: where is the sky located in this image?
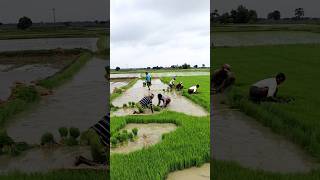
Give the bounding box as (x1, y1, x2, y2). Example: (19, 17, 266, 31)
(0, 0, 109, 23)
(110, 0, 210, 69)
(212, 0, 320, 18)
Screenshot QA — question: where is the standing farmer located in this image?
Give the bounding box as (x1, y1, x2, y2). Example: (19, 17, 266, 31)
(145, 72, 152, 90)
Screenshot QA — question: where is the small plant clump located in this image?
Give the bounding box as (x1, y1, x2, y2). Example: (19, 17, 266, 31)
(153, 105, 161, 112)
(40, 132, 55, 146)
(123, 103, 128, 108)
(111, 128, 139, 148)
(58, 127, 68, 139)
(69, 127, 80, 139)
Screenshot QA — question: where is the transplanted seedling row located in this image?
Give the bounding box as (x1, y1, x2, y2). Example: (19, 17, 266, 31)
(110, 128, 139, 148)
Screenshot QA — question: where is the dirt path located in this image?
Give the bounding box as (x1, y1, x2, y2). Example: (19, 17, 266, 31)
(212, 94, 317, 173)
(111, 123, 177, 154)
(111, 79, 208, 117)
(6, 57, 107, 144)
(166, 163, 210, 180)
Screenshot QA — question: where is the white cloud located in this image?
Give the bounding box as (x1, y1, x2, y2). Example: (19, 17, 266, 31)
(111, 0, 210, 68)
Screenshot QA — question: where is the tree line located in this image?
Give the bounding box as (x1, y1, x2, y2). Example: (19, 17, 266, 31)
(211, 5, 306, 24)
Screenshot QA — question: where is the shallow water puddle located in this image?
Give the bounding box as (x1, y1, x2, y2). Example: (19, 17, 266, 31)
(6, 58, 107, 144)
(0, 38, 98, 52)
(0, 64, 59, 100)
(166, 163, 210, 180)
(0, 146, 91, 173)
(212, 94, 317, 173)
(111, 79, 208, 116)
(111, 123, 177, 154)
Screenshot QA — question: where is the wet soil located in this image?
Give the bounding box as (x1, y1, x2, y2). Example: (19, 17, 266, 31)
(0, 38, 98, 52)
(0, 146, 91, 173)
(166, 163, 210, 180)
(111, 79, 208, 117)
(111, 123, 177, 154)
(212, 94, 317, 173)
(6, 57, 107, 144)
(110, 80, 129, 93)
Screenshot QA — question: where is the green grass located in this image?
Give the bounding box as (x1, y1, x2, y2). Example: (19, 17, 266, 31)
(212, 44, 320, 158)
(38, 51, 92, 89)
(96, 35, 109, 58)
(0, 27, 107, 40)
(110, 112, 209, 180)
(0, 170, 108, 180)
(161, 76, 210, 111)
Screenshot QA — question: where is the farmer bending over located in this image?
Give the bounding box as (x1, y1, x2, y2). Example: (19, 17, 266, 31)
(212, 64, 235, 93)
(134, 94, 154, 114)
(169, 77, 176, 89)
(75, 115, 109, 167)
(249, 73, 286, 102)
(145, 72, 152, 90)
(157, 93, 171, 107)
(188, 84, 199, 94)
(176, 82, 184, 91)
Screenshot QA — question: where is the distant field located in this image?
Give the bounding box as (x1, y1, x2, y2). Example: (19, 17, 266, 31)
(110, 68, 209, 74)
(0, 27, 107, 40)
(212, 44, 320, 159)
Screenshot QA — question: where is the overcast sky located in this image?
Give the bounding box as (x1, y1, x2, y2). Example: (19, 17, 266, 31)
(111, 0, 210, 69)
(212, 0, 320, 18)
(0, 0, 108, 23)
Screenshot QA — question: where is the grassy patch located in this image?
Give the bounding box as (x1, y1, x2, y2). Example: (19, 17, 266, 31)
(38, 52, 92, 89)
(110, 111, 210, 180)
(161, 76, 210, 111)
(96, 35, 109, 58)
(212, 44, 320, 158)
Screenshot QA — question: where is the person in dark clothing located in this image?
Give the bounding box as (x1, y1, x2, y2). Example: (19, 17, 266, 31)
(212, 64, 235, 93)
(157, 94, 171, 107)
(133, 94, 154, 114)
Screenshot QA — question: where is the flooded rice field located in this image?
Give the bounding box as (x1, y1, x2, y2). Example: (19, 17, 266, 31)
(0, 146, 91, 173)
(212, 94, 317, 173)
(0, 38, 98, 52)
(212, 31, 320, 47)
(0, 64, 59, 100)
(111, 123, 177, 154)
(110, 80, 129, 93)
(110, 71, 209, 79)
(6, 57, 107, 144)
(111, 79, 208, 117)
(166, 163, 210, 180)
(110, 73, 141, 79)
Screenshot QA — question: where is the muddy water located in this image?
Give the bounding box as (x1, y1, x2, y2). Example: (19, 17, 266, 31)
(110, 73, 141, 79)
(6, 58, 107, 144)
(110, 81, 129, 93)
(0, 64, 59, 100)
(111, 123, 177, 154)
(148, 72, 209, 78)
(212, 94, 317, 173)
(213, 31, 320, 47)
(0, 146, 91, 173)
(111, 79, 208, 117)
(0, 38, 98, 52)
(166, 163, 210, 180)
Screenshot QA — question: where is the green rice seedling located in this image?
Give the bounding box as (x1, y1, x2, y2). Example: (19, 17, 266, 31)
(69, 127, 80, 139)
(128, 132, 134, 141)
(119, 132, 128, 143)
(110, 136, 118, 148)
(153, 105, 161, 112)
(123, 103, 128, 108)
(58, 127, 68, 139)
(132, 128, 138, 136)
(40, 132, 55, 146)
(135, 103, 144, 113)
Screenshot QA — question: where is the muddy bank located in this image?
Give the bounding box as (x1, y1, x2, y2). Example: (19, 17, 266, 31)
(0, 38, 98, 52)
(6, 57, 107, 144)
(111, 123, 177, 154)
(212, 94, 317, 173)
(166, 163, 210, 180)
(0, 146, 91, 173)
(111, 79, 208, 117)
(212, 31, 320, 47)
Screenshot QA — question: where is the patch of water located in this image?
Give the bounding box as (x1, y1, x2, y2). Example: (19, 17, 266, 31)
(0, 64, 59, 100)
(166, 163, 210, 180)
(111, 79, 208, 117)
(110, 81, 129, 93)
(6, 58, 107, 144)
(111, 123, 177, 154)
(213, 31, 320, 47)
(212, 94, 317, 173)
(110, 73, 141, 79)
(0, 38, 98, 52)
(0, 146, 91, 173)
(148, 72, 209, 78)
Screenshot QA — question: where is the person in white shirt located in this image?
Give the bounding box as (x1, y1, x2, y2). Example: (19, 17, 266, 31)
(249, 73, 286, 102)
(188, 84, 200, 94)
(169, 77, 176, 89)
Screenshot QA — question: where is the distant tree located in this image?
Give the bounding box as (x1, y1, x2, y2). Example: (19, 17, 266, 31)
(211, 9, 220, 22)
(63, 22, 71, 27)
(146, 67, 151, 69)
(0, 22, 3, 26)
(115, 67, 120, 71)
(171, 65, 176, 69)
(248, 10, 258, 22)
(219, 13, 231, 24)
(181, 63, 190, 69)
(202, 64, 206, 68)
(267, 10, 281, 20)
(17, 16, 32, 30)
(194, 65, 198, 68)
(295, 8, 304, 20)
(229, 5, 257, 23)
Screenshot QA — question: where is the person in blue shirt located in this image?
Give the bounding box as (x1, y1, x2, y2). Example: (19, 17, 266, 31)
(145, 72, 152, 90)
